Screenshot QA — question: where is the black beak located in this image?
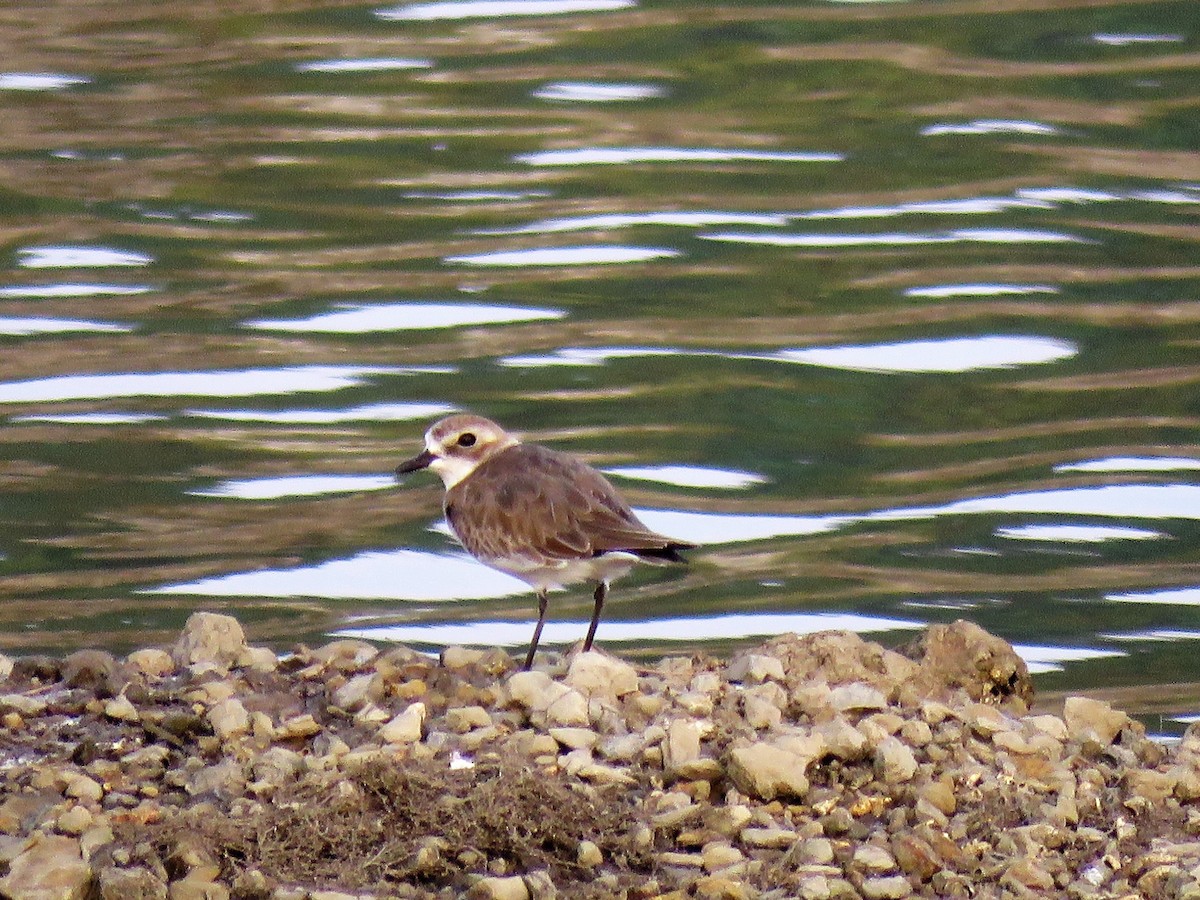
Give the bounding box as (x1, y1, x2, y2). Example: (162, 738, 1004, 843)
(395, 449, 436, 476)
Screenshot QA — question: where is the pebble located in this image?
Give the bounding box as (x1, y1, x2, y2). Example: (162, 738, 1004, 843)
(380, 702, 426, 743)
(171, 612, 247, 671)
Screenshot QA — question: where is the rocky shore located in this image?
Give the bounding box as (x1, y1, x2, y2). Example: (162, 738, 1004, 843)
(2, 613, 1199, 900)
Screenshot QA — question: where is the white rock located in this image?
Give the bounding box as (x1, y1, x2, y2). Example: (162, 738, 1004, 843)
(874, 735, 918, 784)
(727, 742, 810, 800)
(126, 648, 174, 677)
(467, 875, 530, 900)
(565, 651, 639, 698)
(0, 834, 91, 900)
(172, 612, 247, 671)
(829, 682, 887, 713)
(208, 697, 250, 741)
(104, 695, 140, 723)
(380, 702, 426, 744)
(726, 652, 785, 683)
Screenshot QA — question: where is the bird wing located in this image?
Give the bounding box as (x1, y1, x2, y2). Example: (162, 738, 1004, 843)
(446, 444, 683, 564)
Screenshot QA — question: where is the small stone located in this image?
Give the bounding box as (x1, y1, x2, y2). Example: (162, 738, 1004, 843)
(830, 682, 887, 712)
(442, 646, 487, 669)
(740, 826, 798, 848)
(860, 874, 913, 899)
(508, 671, 588, 726)
(96, 865, 168, 900)
(816, 717, 869, 760)
(726, 742, 810, 800)
(549, 727, 598, 750)
(796, 875, 832, 900)
(743, 692, 782, 730)
(522, 870, 556, 900)
(446, 705, 494, 732)
(241, 647, 279, 671)
(62, 649, 120, 692)
(330, 673, 377, 711)
(701, 841, 744, 872)
(276, 714, 321, 739)
(664, 720, 703, 778)
(875, 736, 918, 784)
(0, 834, 91, 900)
(65, 774, 104, 803)
(0, 693, 47, 716)
(918, 778, 957, 816)
(1064, 696, 1132, 746)
(208, 697, 250, 741)
(380, 702, 426, 744)
(311, 639, 378, 671)
(799, 837, 835, 865)
(168, 876, 230, 900)
(577, 840, 603, 868)
(726, 652, 785, 683)
(468, 875, 530, 900)
(127, 648, 174, 677)
(853, 844, 897, 873)
(104, 695, 140, 723)
(694, 875, 752, 899)
(172, 612, 247, 671)
(565, 651, 639, 698)
(55, 805, 93, 836)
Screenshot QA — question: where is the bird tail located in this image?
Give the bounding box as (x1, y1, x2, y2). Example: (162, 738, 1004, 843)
(632, 542, 694, 564)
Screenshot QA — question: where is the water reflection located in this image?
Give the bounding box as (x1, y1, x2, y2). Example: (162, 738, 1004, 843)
(0, 317, 132, 335)
(995, 524, 1165, 543)
(295, 57, 433, 73)
(445, 246, 681, 266)
(1108, 587, 1200, 607)
(500, 336, 1079, 373)
(0, 284, 154, 298)
(0, 366, 426, 404)
(700, 228, 1087, 247)
(334, 612, 923, 649)
(532, 81, 666, 102)
(635, 508, 848, 545)
(514, 147, 844, 166)
(904, 284, 1059, 299)
(604, 465, 768, 490)
(16, 247, 154, 268)
(1013, 644, 1126, 675)
(186, 402, 455, 424)
(376, 0, 634, 20)
(11, 412, 168, 425)
(1092, 32, 1184, 46)
(190, 474, 396, 500)
(0, 73, 90, 90)
(245, 301, 565, 332)
(1056, 457, 1200, 473)
(920, 120, 1061, 137)
(477, 211, 788, 235)
(797, 197, 1054, 219)
(873, 484, 1200, 523)
(145, 549, 529, 601)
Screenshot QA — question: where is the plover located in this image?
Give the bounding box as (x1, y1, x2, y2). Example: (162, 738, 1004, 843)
(396, 414, 694, 669)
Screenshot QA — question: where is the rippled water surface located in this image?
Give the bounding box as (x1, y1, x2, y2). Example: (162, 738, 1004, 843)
(3, 0, 1200, 726)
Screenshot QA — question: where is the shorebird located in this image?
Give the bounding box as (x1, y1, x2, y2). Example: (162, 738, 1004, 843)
(396, 414, 694, 669)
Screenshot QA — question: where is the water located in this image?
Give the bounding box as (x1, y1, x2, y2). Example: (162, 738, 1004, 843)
(2, 0, 1199, 727)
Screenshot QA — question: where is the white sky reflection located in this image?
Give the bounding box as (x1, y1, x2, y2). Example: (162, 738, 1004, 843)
(995, 524, 1165, 542)
(515, 147, 844, 166)
(446, 246, 680, 266)
(17, 246, 154, 268)
(190, 474, 397, 500)
(0, 73, 91, 91)
(377, 0, 635, 20)
(872, 484, 1200, 523)
(904, 284, 1060, 299)
(1107, 587, 1200, 606)
(0, 283, 154, 298)
(296, 57, 433, 73)
(1012, 644, 1126, 674)
(604, 465, 768, 489)
(532, 81, 665, 102)
(245, 302, 565, 332)
(1055, 456, 1200, 473)
(0, 365, 422, 404)
(144, 550, 530, 600)
(700, 228, 1086, 247)
(0, 317, 133, 335)
(186, 401, 455, 424)
(334, 611, 922, 648)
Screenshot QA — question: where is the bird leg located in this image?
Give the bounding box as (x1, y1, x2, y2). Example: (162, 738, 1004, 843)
(583, 581, 608, 653)
(524, 590, 549, 671)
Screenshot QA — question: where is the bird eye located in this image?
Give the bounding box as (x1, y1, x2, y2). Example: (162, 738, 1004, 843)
(457, 432, 477, 448)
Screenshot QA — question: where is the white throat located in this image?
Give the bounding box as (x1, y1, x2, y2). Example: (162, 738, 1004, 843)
(428, 454, 479, 489)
